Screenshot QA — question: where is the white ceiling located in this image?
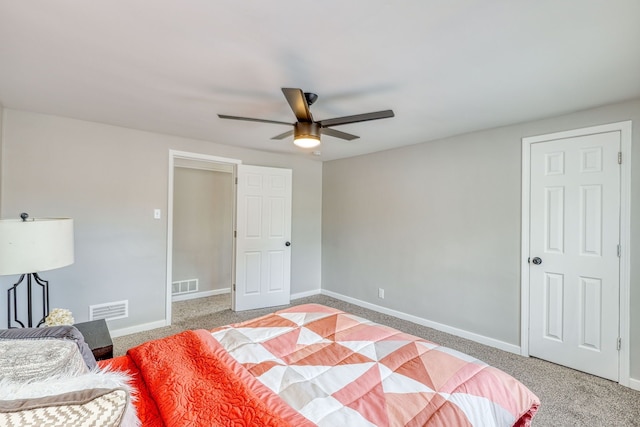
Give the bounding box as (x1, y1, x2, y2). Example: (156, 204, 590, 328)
(1, 1, 639, 161)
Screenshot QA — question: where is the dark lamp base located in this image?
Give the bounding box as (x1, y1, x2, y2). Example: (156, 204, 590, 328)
(7, 272, 50, 328)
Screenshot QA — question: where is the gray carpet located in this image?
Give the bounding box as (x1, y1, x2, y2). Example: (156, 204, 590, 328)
(113, 294, 640, 426)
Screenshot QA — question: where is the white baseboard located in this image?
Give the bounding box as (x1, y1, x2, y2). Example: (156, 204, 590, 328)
(109, 319, 168, 339)
(291, 288, 322, 300)
(628, 378, 640, 391)
(321, 289, 521, 355)
(172, 288, 230, 302)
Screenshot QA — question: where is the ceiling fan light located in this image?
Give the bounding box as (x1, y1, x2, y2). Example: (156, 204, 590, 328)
(294, 135, 321, 148)
(293, 122, 321, 148)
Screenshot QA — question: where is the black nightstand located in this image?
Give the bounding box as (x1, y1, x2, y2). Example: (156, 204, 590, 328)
(74, 319, 113, 361)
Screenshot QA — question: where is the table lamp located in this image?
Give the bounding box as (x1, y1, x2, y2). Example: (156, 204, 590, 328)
(0, 213, 74, 328)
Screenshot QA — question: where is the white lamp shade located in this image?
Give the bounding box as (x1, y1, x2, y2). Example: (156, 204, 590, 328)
(0, 218, 74, 275)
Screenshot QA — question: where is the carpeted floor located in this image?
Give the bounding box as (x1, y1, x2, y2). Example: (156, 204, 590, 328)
(112, 294, 640, 426)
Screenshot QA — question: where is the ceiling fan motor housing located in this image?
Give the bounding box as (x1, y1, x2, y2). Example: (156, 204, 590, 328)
(293, 122, 321, 147)
(294, 122, 321, 140)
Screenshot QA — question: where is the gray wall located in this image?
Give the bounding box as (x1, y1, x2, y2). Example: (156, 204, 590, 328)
(322, 98, 640, 380)
(0, 109, 322, 330)
(0, 103, 3, 211)
(172, 167, 233, 294)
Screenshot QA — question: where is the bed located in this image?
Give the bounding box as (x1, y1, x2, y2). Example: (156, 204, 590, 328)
(102, 304, 539, 426)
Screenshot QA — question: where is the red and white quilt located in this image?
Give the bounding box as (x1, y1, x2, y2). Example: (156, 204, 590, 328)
(210, 304, 539, 427)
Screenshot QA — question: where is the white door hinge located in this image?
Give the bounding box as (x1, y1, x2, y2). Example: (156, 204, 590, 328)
(617, 337, 622, 351)
(233, 283, 236, 291)
(617, 244, 621, 257)
(235, 177, 238, 184)
(618, 152, 622, 164)
(234, 230, 237, 238)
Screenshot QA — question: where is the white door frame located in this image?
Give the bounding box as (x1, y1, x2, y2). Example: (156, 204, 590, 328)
(166, 150, 241, 326)
(520, 121, 632, 387)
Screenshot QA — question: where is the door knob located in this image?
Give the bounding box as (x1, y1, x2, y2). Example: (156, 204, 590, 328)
(532, 257, 542, 265)
(285, 241, 291, 247)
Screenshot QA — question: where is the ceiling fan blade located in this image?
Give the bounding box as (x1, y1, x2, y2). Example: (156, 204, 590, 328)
(282, 88, 313, 122)
(218, 114, 292, 126)
(271, 130, 295, 140)
(321, 127, 359, 141)
(319, 109, 395, 128)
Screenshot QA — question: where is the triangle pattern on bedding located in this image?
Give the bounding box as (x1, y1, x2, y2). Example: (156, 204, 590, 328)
(209, 303, 537, 427)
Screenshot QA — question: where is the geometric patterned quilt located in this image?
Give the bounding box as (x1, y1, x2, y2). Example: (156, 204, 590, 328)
(210, 304, 539, 427)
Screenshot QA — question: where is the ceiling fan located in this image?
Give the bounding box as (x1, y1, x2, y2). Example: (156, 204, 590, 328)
(218, 88, 394, 148)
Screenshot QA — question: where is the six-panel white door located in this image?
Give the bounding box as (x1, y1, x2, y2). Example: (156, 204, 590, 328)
(529, 131, 620, 381)
(234, 165, 292, 311)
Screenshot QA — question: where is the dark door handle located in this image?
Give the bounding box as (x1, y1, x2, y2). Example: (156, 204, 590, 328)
(532, 257, 542, 265)
(285, 241, 291, 247)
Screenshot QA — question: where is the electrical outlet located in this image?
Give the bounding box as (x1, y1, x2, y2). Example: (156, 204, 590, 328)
(378, 288, 385, 299)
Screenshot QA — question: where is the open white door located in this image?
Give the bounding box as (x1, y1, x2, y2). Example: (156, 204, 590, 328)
(233, 165, 292, 311)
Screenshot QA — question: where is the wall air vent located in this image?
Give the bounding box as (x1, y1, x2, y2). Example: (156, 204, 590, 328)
(172, 279, 198, 295)
(89, 300, 128, 321)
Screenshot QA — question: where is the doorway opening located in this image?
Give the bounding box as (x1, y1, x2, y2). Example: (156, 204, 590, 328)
(166, 150, 241, 325)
